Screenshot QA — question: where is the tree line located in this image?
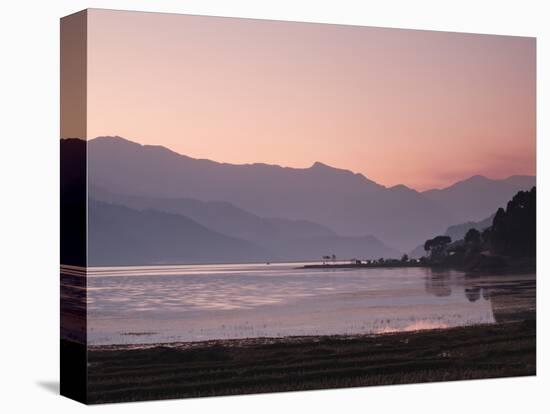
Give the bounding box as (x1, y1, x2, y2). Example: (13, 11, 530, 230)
(423, 187, 535, 265)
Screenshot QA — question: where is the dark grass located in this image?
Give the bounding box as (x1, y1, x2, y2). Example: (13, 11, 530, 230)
(80, 318, 535, 404)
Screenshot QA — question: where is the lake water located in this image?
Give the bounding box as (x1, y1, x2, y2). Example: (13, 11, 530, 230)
(60, 263, 535, 346)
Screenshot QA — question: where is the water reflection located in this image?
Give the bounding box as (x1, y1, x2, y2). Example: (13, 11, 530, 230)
(61, 264, 534, 346)
(465, 287, 481, 302)
(424, 269, 536, 324)
(424, 270, 452, 297)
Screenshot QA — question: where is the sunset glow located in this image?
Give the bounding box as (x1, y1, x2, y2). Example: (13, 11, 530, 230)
(85, 9, 535, 190)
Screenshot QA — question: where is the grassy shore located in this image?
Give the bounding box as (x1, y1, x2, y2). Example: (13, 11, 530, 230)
(81, 318, 535, 404)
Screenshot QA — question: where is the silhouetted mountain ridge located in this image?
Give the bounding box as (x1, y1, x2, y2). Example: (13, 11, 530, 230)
(90, 188, 400, 263)
(422, 174, 535, 224)
(88, 199, 268, 266)
(83, 136, 534, 252)
(90, 186, 338, 242)
(88, 137, 447, 250)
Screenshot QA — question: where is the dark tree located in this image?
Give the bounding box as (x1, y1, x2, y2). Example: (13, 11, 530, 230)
(481, 227, 492, 244)
(424, 235, 452, 260)
(490, 187, 536, 257)
(401, 254, 409, 262)
(465, 228, 481, 244)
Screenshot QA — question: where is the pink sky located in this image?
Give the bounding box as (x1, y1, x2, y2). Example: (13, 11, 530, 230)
(86, 9, 535, 191)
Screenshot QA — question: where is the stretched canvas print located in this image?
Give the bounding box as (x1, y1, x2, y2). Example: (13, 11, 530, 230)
(60, 9, 536, 404)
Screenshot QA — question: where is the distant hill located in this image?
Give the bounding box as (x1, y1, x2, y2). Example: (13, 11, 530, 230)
(444, 215, 494, 242)
(90, 189, 400, 263)
(88, 200, 269, 266)
(268, 234, 400, 261)
(61, 136, 535, 256)
(90, 186, 337, 243)
(422, 175, 535, 224)
(87, 136, 454, 251)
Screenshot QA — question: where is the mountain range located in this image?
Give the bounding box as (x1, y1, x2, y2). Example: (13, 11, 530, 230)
(88, 199, 268, 265)
(422, 175, 535, 224)
(90, 188, 400, 265)
(61, 137, 534, 265)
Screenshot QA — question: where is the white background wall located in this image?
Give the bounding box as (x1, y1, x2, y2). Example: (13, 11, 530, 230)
(0, 0, 547, 412)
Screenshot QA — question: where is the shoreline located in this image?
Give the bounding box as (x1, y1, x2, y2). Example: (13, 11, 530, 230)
(301, 263, 424, 270)
(83, 322, 497, 351)
(81, 318, 536, 404)
(300, 258, 536, 273)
